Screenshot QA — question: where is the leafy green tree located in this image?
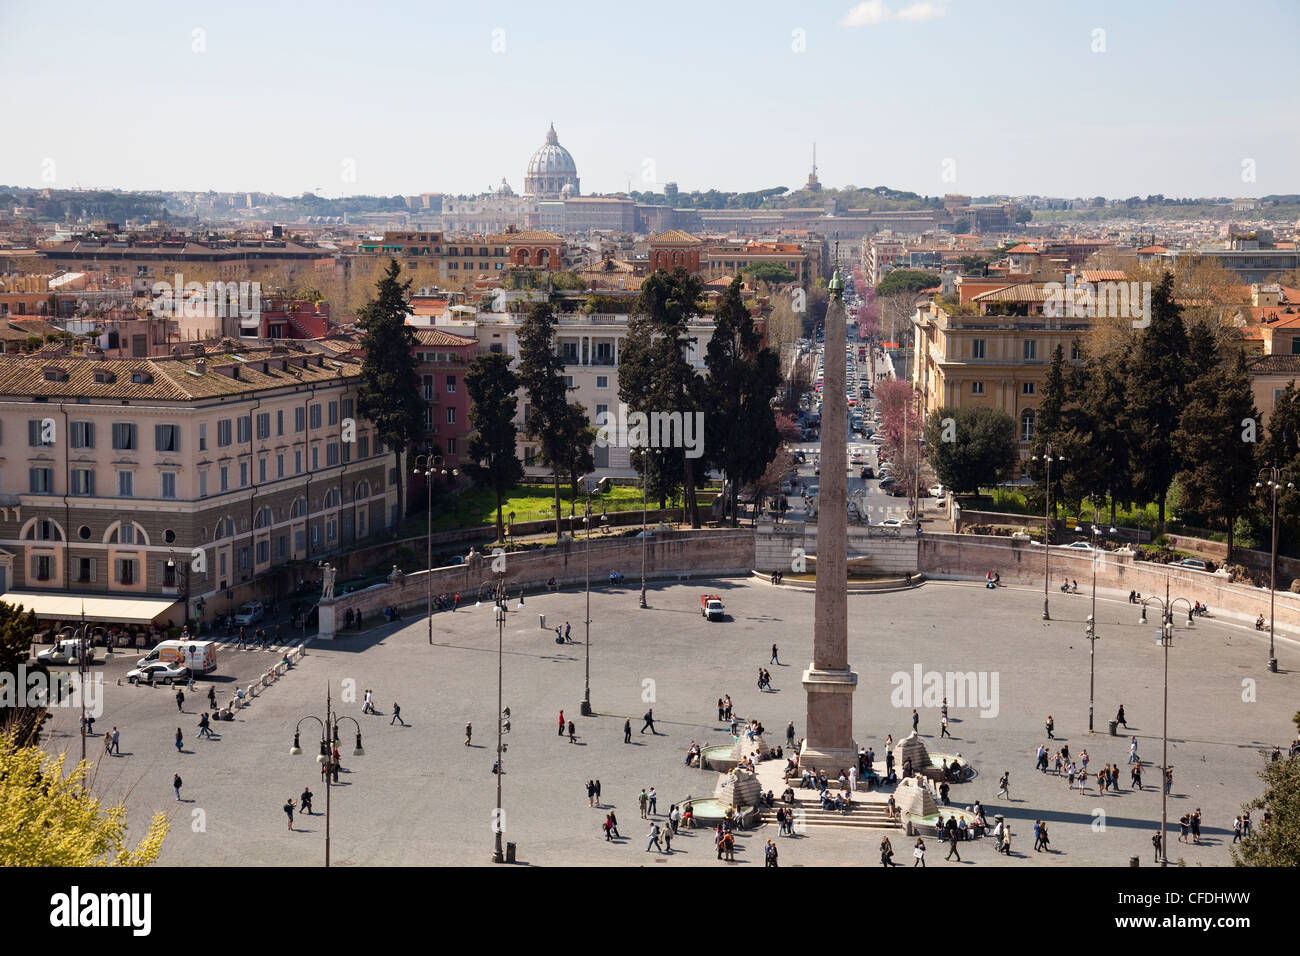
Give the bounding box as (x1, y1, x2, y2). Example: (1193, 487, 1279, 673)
(1231, 726, 1300, 866)
(1076, 343, 1134, 524)
(704, 277, 782, 525)
(925, 407, 1018, 493)
(0, 602, 42, 745)
(1127, 273, 1188, 532)
(516, 300, 571, 538)
(876, 269, 939, 296)
(464, 353, 525, 542)
(1176, 349, 1259, 551)
(356, 260, 424, 530)
(557, 403, 596, 518)
(0, 730, 169, 866)
(1259, 381, 1300, 553)
(621, 268, 707, 525)
(744, 263, 796, 284)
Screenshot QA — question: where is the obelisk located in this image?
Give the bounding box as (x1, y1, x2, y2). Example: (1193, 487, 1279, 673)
(800, 267, 858, 772)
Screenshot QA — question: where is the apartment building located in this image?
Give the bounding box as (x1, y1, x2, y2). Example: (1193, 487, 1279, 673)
(0, 343, 396, 620)
(413, 328, 477, 469)
(911, 277, 1092, 468)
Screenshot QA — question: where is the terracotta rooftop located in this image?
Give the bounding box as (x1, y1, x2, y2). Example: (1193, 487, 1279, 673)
(487, 230, 563, 243)
(1136, 245, 1170, 254)
(1005, 244, 1041, 254)
(414, 328, 478, 347)
(1078, 269, 1129, 283)
(0, 345, 359, 401)
(1247, 354, 1300, 375)
(649, 230, 702, 244)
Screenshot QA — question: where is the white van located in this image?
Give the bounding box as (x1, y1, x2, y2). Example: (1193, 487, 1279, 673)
(138, 640, 218, 675)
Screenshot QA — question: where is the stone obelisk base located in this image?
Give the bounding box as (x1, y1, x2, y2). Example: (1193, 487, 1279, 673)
(799, 665, 859, 772)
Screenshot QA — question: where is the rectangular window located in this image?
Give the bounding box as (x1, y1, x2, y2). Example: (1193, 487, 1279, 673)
(33, 555, 53, 582)
(1022, 382, 1036, 396)
(277, 409, 285, 436)
(239, 462, 249, 487)
(359, 436, 370, 459)
(311, 526, 321, 548)
(564, 375, 574, 388)
(445, 375, 456, 393)
(342, 398, 354, 420)
(199, 422, 207, 451)
(220, 466, 229, 492)
(118, 471, 134, 496)
(328, 402, 338, 426)
(423, 375, 434, 400)
(256, 540, 269, 564)
(238, 547, 250, 571)
(112, 422, 137, 450)
(154, 423, 180, 452)
(327, 519, 337, 543)
(445, 437, 456, 455)
(199, 470, 208, 497)
(258, 458, 267, 483)
(972, 339, 986, 359)
(295, 450, 303, 474)
(1070, 343, 1082, 361)
(77, 558, 94, 583)
(294, 529, 306, 553)
(310, 404, 322, 429)
(237, 416, 251, 443)
(116, 558, 137, 585)
(342, 441, 352, 463)
(277, 454, 285, 478)
(28, 419, 53, 447)
(71, 421, 95, 448)
(162, 561, 176, 588)
(219, 552, 227, 577)
(327, 443, 339, 466)
(256, 413, 271, 439)
(971, 382, 985, 395)
(218, 419, 232, 446)
(71, 468, 94, 495)
(1023, 340, 1037, 361)
(295, 407, 306, 432)
(596, 376, 608, 389)
(275, 534, 288, 559)
(312, 446, 319, 471)
(118, 523, 135, 545)
(29, 467, 54, 494)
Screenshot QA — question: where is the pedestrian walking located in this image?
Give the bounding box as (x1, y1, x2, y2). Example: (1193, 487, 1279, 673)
(237, 625, 246, 649)
(912, 709, 919, 732)
(1191, 808, 1202, 844)
(771, 644, 780, 665)
(646, 821, 662, 853)
(1164, 768, 1173, 795)
(586, 780, 596, 807)
(1232, 816, 1242, 844)
(363, 690, 375, 715)
(565, 621, 571, 643)
(197, 713, 214, 739)
(1132, 762, 1143, 790)
(880, 835, 897, 867)
(558, 710, 565, 737)
(1045, 714, 1055, 739)
(176, 688, 185, 712)
(641, 709, 657, 734)
(1128, 735, 1139, 764)
(465, 722, 472, 746)
(103, 731, 113, 755)
(624, 717, 632, 743)
(390, 703, 406, 726)
(594, 779, 602, 805)
(945, 829, 961, 861)
(765, 839, 779, 867)
(998, 771, 1009, 799)
(1033, 820, 1043, 852)
(568, 720, 576, 743)
(913, 837, 926, 867)
(174, 727, 183, 753)
(648, 787, 658, 815)
(300, 787, 313, 814)
(111, 726, 120, 754)
(940, 715, 952, 738)
(663, 823, 673, 854)
(638, 789, 649, 819)
(1152, 831, 1162, 863)
(786, 721, 795, 748)
(173, 773, 183, 801)
(723, 831, 735, 861)
(1116, 704, 1128, 728)
(207, 685, 217, 710)
(284, 797, 296, 830)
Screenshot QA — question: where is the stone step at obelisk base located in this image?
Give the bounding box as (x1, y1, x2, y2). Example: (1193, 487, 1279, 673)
(750, 748, 902, 831)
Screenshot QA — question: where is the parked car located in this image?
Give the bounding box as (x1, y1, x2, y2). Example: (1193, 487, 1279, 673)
(1179, 558, 1209, 571)
(233, 601, 265, 626)
(878, 518, 904, 528)
(928, 485, 945, 499)
(127, 661, 190, 685)
(700, 594, 725, 621)
(878, 476, 896, 489)
(1061, 541, 1094, 551)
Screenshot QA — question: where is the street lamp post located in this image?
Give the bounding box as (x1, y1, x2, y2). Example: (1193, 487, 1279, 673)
(493, 575, 508, 863)
(576, 476, 609, 716)
(1086, 515, 1116, 734)
(1032, 444, 1065, 620)
(1139, 579, 1192, 866)
(289, 681, 364, 867)
(640, 452, 649, 609)
(412, 453, 457, 646)
(1256, 466, 1291, 673)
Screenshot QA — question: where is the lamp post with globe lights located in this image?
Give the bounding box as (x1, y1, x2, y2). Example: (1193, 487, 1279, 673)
(289, 682, 364, 867)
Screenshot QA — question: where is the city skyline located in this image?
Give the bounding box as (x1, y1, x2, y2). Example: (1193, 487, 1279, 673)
(1, 0, 1297, 200)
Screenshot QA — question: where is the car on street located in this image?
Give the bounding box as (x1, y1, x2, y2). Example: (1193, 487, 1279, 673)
(233, 601, 265, 626)
(928, 485, 945, 499)
(878, 475, 896, 489)
(1178, 558, 1209, 571)
(878, 518, 904, 527)
(700, 594, 725, 621)
(1061, 541, 1094, 551)
(127, 661, 190, 685)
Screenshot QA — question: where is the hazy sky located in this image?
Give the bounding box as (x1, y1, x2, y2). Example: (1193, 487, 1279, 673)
(2, 0, 1296, 199)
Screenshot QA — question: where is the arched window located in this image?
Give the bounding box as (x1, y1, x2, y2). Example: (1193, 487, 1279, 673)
(323, 488, 340, 510)
(23, 517, 65, 541)
(104, 520, 147, 546)
(290, 497, 308, 519)
(254, 506, 273, 529)
(354, 480, 371, 500)
(1021, 408, 1036, 443)
(213, 516, 234, 540)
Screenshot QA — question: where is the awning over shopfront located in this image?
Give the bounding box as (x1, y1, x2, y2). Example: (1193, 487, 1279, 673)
(0, 591, 180, 625)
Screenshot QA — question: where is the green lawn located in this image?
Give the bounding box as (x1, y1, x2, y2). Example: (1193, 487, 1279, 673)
(404, 484, 683, 536)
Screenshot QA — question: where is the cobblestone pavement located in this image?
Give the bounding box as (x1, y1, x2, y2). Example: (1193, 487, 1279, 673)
(55, 576, 1295, 866)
